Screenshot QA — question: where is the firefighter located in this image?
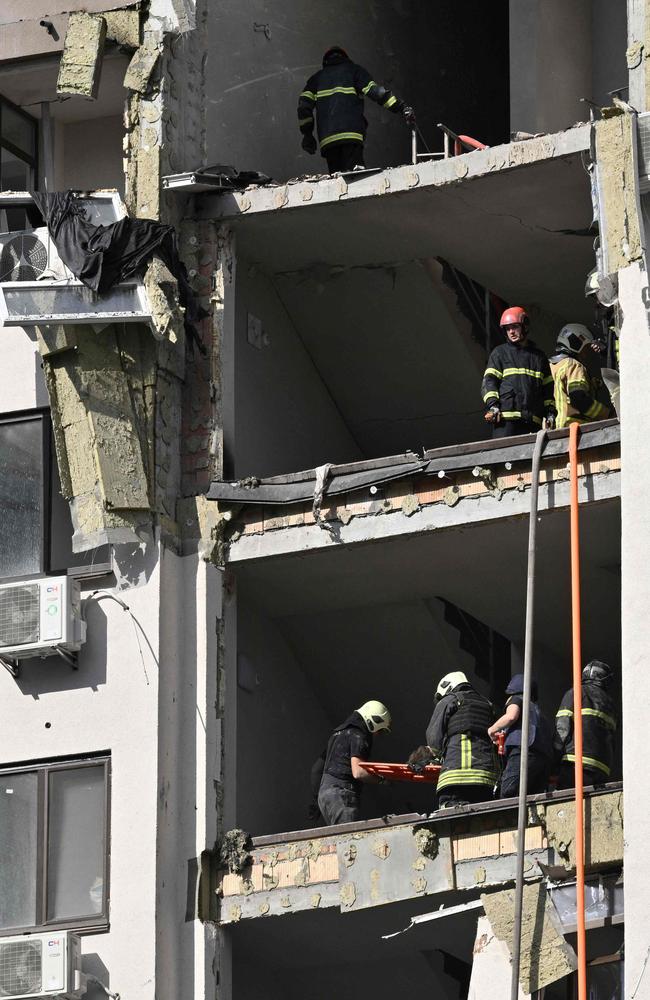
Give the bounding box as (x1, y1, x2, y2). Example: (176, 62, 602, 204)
(297, 46, 415, 174)
(315, 700, 391, 825)
(426, 672, 498, 809)
(487, 675, 553, 798)
(481, 306, 556, 437)
(549, 323, 611, 428)
(553, 660, 617, 789)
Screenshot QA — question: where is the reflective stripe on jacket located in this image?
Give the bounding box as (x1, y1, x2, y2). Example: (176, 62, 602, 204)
(549, 353, 610, 428)
(426, 685, 498, 791)
(298, 58, 404, 151)
(481, 341, 555, 425)
(553, 681, 617, 776)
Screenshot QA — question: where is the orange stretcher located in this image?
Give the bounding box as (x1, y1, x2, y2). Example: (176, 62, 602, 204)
(358, 761, 441, 785)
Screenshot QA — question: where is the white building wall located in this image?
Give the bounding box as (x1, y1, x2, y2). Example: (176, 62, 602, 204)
(619, 260, 650, 1000)
(0, 338, 221, 1000)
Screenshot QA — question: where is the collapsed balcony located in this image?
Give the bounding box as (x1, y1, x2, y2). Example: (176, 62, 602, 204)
(211, 788, 624, 999)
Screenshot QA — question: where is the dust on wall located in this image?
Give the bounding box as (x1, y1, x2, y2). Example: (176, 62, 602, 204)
(482, 883, 577, 995)
(595, 112, 643, 274)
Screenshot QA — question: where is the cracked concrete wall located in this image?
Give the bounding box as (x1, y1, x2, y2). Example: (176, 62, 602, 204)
(595, 113, 644, 275)
(482, 884, 577, 995)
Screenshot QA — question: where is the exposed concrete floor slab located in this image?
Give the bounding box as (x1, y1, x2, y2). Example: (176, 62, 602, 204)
(201, 128, 594, 323)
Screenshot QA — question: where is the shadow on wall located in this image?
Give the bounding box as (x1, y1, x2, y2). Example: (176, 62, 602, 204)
(14, 601, 107, 699)
(81, 953, 112, 1000)
(113, 538, 158, 589)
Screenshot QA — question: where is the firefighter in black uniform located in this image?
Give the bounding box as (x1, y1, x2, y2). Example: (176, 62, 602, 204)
(426, 672, 498, 809)
(297, 46, 414, 174)
(315, 700, 391, 825)
(553, 660, 617, 788)
(481, 306, 556, 438)
(488, 675, 554, 798)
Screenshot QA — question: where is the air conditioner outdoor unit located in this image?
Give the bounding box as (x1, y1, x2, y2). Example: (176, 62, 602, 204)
(0, 577, 86, 660)
(0, 932, 82, 999)
(0, 227, 71, 283)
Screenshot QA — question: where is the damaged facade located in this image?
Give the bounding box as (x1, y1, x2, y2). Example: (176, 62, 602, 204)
(0, 1, 644, 999)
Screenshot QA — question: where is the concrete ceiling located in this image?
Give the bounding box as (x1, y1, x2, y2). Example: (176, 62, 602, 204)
(273, 260, 488, 456)
(0, 51, 128, 122)
(234, 153, 595, 324)
(232, 890, 478, 1000)
(236, 496, 621, 744)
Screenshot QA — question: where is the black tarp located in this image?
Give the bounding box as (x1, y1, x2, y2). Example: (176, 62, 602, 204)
(32, 190, 206, 351)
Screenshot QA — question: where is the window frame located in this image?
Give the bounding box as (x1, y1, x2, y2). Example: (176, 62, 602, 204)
(0, 754, 111, 937)
(0, 407, 113, 583)
(0, 408, 51, 581)
(0, 93, 38, 190)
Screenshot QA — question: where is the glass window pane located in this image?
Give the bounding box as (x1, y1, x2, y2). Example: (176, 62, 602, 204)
(47, 766, 105, 921)
(0, 418, 43, 578)
(0, 772, 38, 929)
(1, 148, 31, 192)
(2, 104, 36, 158)
(50, 449, 110, 573)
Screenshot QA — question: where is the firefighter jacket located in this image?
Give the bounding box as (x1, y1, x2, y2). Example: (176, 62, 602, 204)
(481, 340, 555, 426)
(426, 684, 498, 792)
(298, 54, 404, 153)
(321, 712, 372, 788)
(549, 351, 610, 429)
(552, 680, 617, 777)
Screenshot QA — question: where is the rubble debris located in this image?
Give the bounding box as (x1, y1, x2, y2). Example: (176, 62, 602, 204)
(57, 11, 106, 99)
(124, 38, 160, 93)
(104, 9, 141, 49)
(482, 884, 577, 994)
(219, 829, 253, 875)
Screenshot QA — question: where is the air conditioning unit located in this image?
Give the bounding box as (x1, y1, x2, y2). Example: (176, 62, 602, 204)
(0, 932, 82, 999)
(0, 577, 86, 660)
(0, 227, 71, 283)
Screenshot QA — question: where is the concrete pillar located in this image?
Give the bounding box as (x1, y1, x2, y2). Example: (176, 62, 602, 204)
(619, 260, 650, 999)
(510, 0, 592, 134)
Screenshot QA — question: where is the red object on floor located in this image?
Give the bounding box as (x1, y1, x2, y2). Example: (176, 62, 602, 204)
(358, 761, 440, 784)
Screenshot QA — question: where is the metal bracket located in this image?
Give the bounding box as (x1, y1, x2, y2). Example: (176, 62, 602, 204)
(54, 645, 79, 670)
(0, 655, 19, 678)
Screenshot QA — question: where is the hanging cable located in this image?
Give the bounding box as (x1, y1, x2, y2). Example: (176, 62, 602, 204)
(83, 590, 156, 685)
(569, 421, 588, 1000)
(510, 427, 546, 1000)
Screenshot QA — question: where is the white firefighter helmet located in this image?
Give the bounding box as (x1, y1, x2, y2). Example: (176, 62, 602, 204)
(435, 671, 469, 701)
(556, 323, 596, 355)
(357, 700, 392, 733)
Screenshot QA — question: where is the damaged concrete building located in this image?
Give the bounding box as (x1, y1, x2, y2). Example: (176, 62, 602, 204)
(0, 0, 646, 997)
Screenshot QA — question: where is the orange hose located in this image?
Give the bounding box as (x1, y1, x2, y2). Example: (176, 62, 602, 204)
(569, 421, 587, 1000)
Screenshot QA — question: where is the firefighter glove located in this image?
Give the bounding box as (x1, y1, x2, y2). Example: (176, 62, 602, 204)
(302, 133, 317, 155)
(403, 105, 416, 125)
(544, 413, 556, 430)
(484, 405, 501, 424)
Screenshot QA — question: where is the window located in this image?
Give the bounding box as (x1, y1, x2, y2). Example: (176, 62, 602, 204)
(0, 412, 48, 578)
(0, 96, 37, 192)
(0, 756, 110, 934)
(0, 410, 111, 582)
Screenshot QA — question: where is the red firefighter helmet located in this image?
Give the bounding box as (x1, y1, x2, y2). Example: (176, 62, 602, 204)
(500, 306, 529, 331)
